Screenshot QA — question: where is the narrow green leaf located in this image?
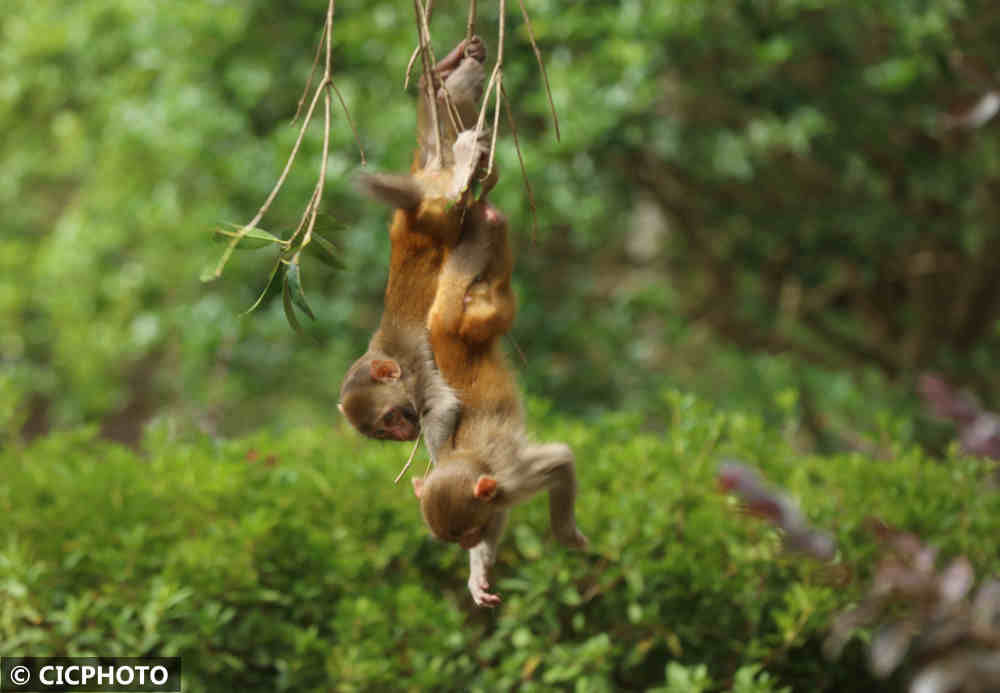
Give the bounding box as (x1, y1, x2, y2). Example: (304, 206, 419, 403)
(284, 262, 316, 320)
(306, 234, 346, 270)
(242, 258, 283, 315)
(213, 225, 286, 249)
(282, 274, 303, 334)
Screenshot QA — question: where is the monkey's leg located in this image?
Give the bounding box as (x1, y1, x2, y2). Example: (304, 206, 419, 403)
(430, 215, 497, 339)
(456, 204, 515, 343)
(360, 172, 466, 247)
(468, 509, 508, 607)
(457, 278, 514, 344)
(514, 443, 589, 550)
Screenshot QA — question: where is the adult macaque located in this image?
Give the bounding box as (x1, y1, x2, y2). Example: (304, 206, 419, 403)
(339, 36, 494, 457)
(412, 202, 588, 608)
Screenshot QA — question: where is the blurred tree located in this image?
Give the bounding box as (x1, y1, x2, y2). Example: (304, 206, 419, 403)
(1, 1, 414, 443)
(3, 0, 999, 450)
(532, 1, 1000, 400)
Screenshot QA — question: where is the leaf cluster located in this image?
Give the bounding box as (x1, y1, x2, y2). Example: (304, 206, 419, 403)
(2, 394, 997, 691)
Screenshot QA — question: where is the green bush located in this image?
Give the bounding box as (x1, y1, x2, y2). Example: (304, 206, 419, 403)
(3, 394, 997, 691)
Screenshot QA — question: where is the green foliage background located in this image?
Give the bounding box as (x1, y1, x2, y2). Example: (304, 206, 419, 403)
(4, 399, 998, 691)
(3, 0, 1000, 690)
(5, 0, 998, 444)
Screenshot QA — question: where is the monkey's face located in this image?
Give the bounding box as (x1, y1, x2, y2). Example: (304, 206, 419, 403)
(373, 403, 420, 441)
(340, 393, 419, 442)
(423, 495, 491, 549)
(413, 464, 498, 548)
(339, 355, 420, 441)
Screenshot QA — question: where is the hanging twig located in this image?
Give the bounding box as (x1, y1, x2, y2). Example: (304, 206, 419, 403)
(465, 0, 477, 42)
(404, 48, 421, 90)
(333, 81, 365, 164)
(487, 61, 502, 177)
(500, 84, 538, 238)
(291, 61, 331, 262)
(394, 435, 423, 483)
(413, 0, 443, 165)
(516, 0, 560, 141)
(211, 61, 325, 279)
(287, 185, 322, 249)
(294, 27, 326, 123)
(473, 0, 506, 179)
(403, 0, 435, 89)
(212, 0, 364, 287)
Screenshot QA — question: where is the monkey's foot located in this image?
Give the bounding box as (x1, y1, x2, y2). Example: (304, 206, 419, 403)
(459, 297, 500, 344)
(468, 574, 501, 608)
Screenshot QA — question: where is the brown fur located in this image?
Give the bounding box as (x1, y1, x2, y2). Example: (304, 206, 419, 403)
(428, 202, 518, 412)
(339, 37, 499, 456)
(412, 203, 586, 607)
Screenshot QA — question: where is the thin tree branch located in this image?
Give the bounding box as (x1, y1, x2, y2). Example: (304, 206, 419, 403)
(474, 0, 505, 178)
(414, 0, 443, 165)
(212, 65, 326, 279)
(517, 0, 560, 141)
(500, 84, 538, 238)
(394, 436, 423, 483)
(466, 0, 477, 42)
(331, 79, 365, 166)
(294, 22, 327, 123)
(215, 0, 363, 298)
(404, 0, 434, 89)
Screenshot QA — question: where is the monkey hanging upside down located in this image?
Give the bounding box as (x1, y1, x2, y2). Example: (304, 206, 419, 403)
(338, 36, 587, 607)
(338, 36, 491, 459)
(411, 199, 588, 607)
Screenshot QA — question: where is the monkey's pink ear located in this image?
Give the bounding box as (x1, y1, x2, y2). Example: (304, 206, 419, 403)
(337, 403, 345, 415)
(473, 475, 498, 501)
(370, 359, 402, 383)
(412, 477, 425, 498)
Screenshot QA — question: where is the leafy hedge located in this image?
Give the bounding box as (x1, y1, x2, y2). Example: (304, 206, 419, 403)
(3, 394, 997, 691)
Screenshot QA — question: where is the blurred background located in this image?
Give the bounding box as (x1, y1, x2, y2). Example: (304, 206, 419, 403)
(5, 3, 1000, 691)
(4, 0, 1000, 453)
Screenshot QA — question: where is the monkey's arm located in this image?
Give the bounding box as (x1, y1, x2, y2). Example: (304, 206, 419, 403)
(416, 364, 461, 465)
(505, 442, 588, 549)
(467, 508, 508, 607)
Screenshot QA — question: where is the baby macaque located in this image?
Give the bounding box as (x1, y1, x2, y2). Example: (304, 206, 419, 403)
(338, 177, 461, 456)
(412, 202, 587, 607)
(339, 36, 493, 458)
